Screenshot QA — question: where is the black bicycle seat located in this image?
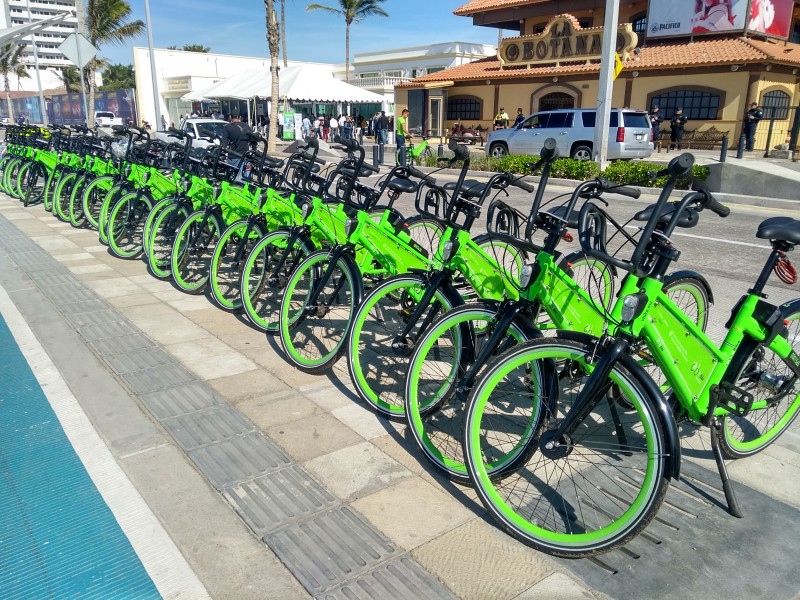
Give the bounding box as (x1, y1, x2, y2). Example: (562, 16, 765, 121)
(634, 203, 699, 229)
(757, 216, 800, 245)
(386, 177, 417, 194)
(545, 205, 581, 228)
(444, 179, 486, 198)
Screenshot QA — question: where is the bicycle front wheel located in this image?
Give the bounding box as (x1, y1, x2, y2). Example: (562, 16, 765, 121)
(719, 307, 800, 459)
(279, 249, 359, 374)
(107, 191, 153, 259)
(240, 229, 316, 334)
(23, 162, 48, 207)
(98, 183, 125, 245)
(464, 336, 669, 557)
(81, 175, 115, 230)
(210, 219, 267, 312)
(405, 302, 532, 481)
(147, 202, 190, 280)
(348, 274, 456, 419)
(171, 211, 223, 294)
(54, 172, 77, 222)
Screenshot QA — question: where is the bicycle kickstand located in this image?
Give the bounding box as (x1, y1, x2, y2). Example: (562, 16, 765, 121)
(709, 420, 744, 518)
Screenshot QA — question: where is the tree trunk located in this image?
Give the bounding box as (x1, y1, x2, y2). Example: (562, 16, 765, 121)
(265, 0, 281, 154)
(280, 0, 287, 68)
(5, 78, 14, 122)
(345, 22, 350, 83)
(75, 0, 93, 126)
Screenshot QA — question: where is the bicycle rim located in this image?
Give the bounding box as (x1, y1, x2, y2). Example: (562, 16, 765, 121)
(171, 212, 221, 293)
(210, 221, 265, 312)
(108, 193, 152, 259)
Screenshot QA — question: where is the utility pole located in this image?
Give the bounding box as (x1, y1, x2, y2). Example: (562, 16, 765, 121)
(593, 0, 621, 170)
(25, 0, 48, 125)
(144, 0, 161, 130)
(73, 0, 90, 126)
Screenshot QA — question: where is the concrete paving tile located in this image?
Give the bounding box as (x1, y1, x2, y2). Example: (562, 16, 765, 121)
(300, 383, 355, 412)
(85, 276, 144, 298)
(412, 519, 559, 600)
(242, 347, 323, 389)
(153, 287, 198, 302)
(67, 263, 113, 275)
(85, 244, 111, 253)
(106, 291, 161, 308)
(123, 303, 212, 344)
(331, 402, 399, 441)
(236, 391, 322, 430)
(30, 236, 81, 252)
(303, 441, 411, 501)
(166, 297, 216, 312)
(207, 368, 291, 402)
(51, 251, 94, 262)
(267, 412, 364, 463)
(165, 337, 259, 380)
(512, 573, 598, 600)
(3, 212, 35, 220)
(351, 477, 475, 551)
(728, 449, 800, 509)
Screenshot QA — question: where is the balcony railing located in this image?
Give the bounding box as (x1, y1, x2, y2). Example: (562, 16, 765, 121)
(350, 76, 410, 90)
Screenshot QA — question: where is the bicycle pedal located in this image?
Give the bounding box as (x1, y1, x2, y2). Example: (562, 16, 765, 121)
(710, 382, 755, 417)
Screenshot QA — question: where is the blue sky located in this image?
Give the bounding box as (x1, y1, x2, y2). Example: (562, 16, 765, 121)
(103, 0, 501, 65)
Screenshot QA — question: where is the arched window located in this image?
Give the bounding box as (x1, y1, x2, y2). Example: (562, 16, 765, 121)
(650, 88, 722, 120)
(761, 90, 791, 120)
(447, 96, 482, 120)
(539, 92, 575, 111)
(631, 12, 647, 37)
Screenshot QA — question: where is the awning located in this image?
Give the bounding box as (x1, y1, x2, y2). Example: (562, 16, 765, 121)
(200, 64, 383, 103)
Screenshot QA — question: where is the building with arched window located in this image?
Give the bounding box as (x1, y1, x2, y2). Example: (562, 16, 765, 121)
(396, 0, 800, 152)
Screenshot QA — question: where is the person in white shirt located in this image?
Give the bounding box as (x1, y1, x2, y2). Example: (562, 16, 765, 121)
(329, 115, 339, 140)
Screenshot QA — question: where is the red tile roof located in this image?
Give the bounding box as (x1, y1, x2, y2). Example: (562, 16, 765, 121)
(454, 0, 539, 16)
(398, 37, 800, 87)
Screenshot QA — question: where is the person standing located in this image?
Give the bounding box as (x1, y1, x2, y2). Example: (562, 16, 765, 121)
(669, 107, 688, 150)
(378, 111, 389, 144)
(301, 113, 312, 140)
(649, 106, 663, 144)
(396, 108, 411, 151)
(743, 101, 763, 152)
(160, 114, 167, 131)
(221, 110, 254, 154)
(494, 107, 509, 130)
(513, 108, 525, 128)
(329, 115, 339, 141)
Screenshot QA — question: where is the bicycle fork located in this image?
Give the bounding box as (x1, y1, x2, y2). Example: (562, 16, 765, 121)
(391, 270, 452, 356)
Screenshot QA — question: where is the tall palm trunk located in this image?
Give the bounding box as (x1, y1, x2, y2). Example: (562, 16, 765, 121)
(280, 0, 287, 67)
(345, 22, 350, 83)
(265, 0, 281, 153)
(4, 77, 13, 122)
(75, 0, 93, 125)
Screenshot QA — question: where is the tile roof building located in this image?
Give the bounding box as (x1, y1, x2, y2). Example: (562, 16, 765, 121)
(395, 1, 800, 152)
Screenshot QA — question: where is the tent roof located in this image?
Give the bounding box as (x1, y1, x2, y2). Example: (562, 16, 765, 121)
(199, 64, 383, 103)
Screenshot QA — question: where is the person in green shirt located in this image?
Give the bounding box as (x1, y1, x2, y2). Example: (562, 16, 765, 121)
(396, 108, 411, 149)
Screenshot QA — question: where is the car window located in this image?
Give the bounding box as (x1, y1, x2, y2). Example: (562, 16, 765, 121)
(544, 112, 573, 128)
(580, 111, 618, 127)
(196, 123, 226, 139)
(96, 112, 114, 118)
(623, 112, 650, 128)
(521, 114, 549, 129)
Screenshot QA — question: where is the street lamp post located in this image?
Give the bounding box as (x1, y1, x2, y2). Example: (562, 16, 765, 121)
(144, 0, 161, 130)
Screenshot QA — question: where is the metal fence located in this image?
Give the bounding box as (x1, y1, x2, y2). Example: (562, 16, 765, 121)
(751, 105, 800, 156)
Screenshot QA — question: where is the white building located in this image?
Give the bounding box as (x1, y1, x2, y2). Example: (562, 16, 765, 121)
(4, 0, 79, 91)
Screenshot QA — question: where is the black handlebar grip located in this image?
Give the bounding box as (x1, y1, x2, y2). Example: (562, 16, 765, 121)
(447, 138, 470, 161)
(168, 127, 183, 135)
(512, 177, 536, 193)
(334, 135, 357, 151)
(409, 166, 436, 185)
(540, 138, 559, 160)
(704, 192, 730, 217)
(305, 137, 319, 149)
(668, 153, 694, 178)
(313, 156, 326, 165)
(360, 161, 379, 173)
(612, 185, 641, 199)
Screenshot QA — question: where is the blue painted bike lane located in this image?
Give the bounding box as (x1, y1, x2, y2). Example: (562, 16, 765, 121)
(0, 311, 161, 600)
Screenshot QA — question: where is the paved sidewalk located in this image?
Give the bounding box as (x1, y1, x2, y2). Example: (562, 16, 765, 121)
(0, 192, 798, 599)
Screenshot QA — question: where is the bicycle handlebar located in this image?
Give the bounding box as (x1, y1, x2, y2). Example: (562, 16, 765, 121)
(510, 176, 535, 193)
(408, 166, 437, 185)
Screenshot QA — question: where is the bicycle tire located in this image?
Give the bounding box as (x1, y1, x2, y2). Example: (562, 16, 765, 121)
(463, 336, 669, 557)
(143, 196, 175, 256)
(15, 160, 33, 202)
(23, 162, 47, 207)
(42, 169, 59, 212)
(278, 249, 360, 373)
(719, 307, 800, 459)
(98, 183, 125, 245)
(404, 302, 533, 481)
(405, 215, 444, 260)
(68, 174, 89, 227)
(54, 172, 77, 222)
(240, 229, 316, 334)
(2, 158, 22, 196)
(147, 202, 191, 280)
(347, 273, 457, 419)
(107, 191, 153, 259)
(210, 219, 268, 312)
(81, 175, 115, 230)
(171, 210, 223, 294)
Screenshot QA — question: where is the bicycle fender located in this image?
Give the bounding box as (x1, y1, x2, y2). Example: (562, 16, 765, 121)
(557, 330, 681, 480)
(665, 269, 715, 305)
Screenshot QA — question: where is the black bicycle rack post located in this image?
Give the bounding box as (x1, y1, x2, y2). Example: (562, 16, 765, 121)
(719, 135, 728, 162)
(372, 144, 380, 168)
(736, 134, 746, 159)
(763, 117, 776, 158)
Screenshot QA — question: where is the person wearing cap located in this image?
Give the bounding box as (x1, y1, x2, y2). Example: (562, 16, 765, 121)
(494, 107, 509, 130)
(649, 105, 663, 145)
(743, 101, 763, 151)
(669, 107, 689, 151)
(221, 110, 254, 154)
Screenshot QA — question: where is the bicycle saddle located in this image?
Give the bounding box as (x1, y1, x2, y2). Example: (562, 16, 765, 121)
(444, 179, 486, 198)
(634, 202, 699, 228)
(386, 177, 417, 194)
(757, 217, 800, 245)
(544, 205, 580, 228)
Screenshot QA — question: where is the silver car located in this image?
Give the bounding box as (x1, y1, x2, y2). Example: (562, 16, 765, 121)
(485, 108, 653, 160)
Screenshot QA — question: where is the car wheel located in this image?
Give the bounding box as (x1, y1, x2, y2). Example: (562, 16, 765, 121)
(571, 145, 593, 161)
(490, 143, 508, 158)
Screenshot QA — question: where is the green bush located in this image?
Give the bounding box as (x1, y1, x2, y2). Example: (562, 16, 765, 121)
(423, 154, 710, 190)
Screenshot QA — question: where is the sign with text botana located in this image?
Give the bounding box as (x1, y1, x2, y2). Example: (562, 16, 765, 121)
(498, 14, 637, 68)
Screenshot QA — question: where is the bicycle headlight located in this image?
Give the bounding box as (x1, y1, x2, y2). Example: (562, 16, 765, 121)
(345, 217, 358, 237)
(519, 264, 535, 289)
(442, 240, 455, 262)
(301, 202, 311, 220)
(621, 293, 647, 323)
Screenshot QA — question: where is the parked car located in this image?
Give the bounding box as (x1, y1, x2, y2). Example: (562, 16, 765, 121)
(155, 117, 228, 150)
(485, 108, 653, 161)
(1, 117, 9, 126)
(95, 111, 124, 128)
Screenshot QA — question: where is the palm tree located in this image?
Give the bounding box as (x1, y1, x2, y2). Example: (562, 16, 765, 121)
(305, 0, 388, 83)
(265, 0, 281, 153)
(0, 44, 29, 122)
(84, 0, 144, 125)
(57, 66, 81, 93)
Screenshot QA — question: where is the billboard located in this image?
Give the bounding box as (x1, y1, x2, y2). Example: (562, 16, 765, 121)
(647, 0, 747, 37)
(47, 89, 137, 126)
(747, 0, 795, 38)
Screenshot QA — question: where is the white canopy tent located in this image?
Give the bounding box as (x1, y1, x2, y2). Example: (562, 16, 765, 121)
(185, 64, 382, 104)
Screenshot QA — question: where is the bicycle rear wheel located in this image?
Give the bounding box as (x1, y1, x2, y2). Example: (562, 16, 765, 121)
(107, 191, 153, 259)
(171, 211, 223, 294)
(23, 162, 47, 207)
(81, 175, 115, 230)
(210, 219, 267, 312)
(278, 249, 359, 374)
(719, 307, 800, 459)
(463, 336, 669, 557)
(147, 202, 191, 279)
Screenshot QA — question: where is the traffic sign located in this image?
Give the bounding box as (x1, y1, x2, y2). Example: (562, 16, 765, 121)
(58, 33, 98, 69)
(613, 52, 624, 80)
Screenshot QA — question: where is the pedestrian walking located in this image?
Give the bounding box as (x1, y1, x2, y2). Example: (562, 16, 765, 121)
(160, 114, 167, 131)
(743, 101, 763, 151)
(379, 111, 389, 144)
(649, 106, 663, 144)
(301, 113, 312, 140)
(669, 107, 688, 150)
(330, 115, 339, 141)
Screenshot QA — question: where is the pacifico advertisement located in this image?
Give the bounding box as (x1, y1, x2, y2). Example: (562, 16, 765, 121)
(647, 0, 747, 37)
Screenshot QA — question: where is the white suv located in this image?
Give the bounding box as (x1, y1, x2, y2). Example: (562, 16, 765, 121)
(486, 108, 653, 160)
